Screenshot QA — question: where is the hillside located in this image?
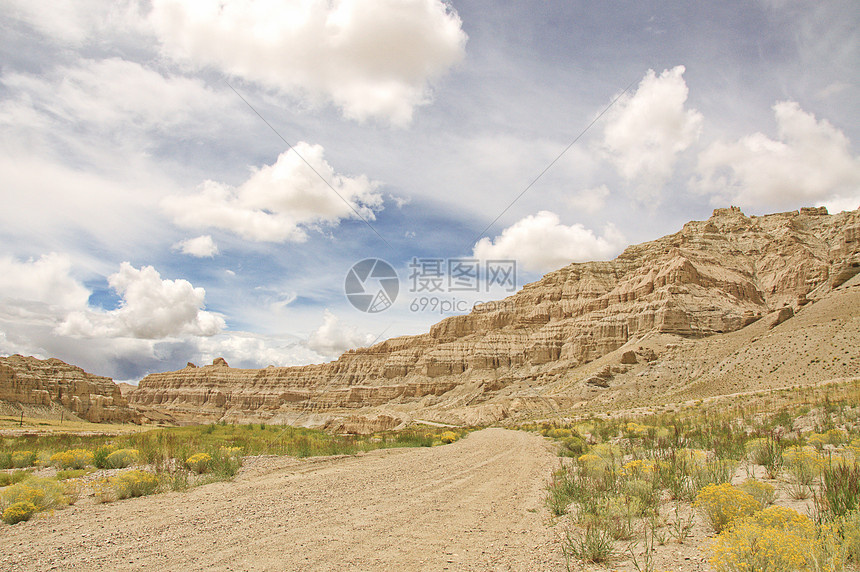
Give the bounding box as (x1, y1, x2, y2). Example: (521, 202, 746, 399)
(128, 206, 860, 430)
(0, 355, 138, 423)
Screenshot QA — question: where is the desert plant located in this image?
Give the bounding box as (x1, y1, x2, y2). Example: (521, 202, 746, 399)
(738, 478, 776, 506)
(815, 460, 860, 521)
(710, 506, 830, 572)
(2, 501, 37, 524)
(0, 470, 32, 487)
(50, 449, 94, 470)
(440, 431, 457, 444)
(0, 476, 68, 523)
(106, 448, 139, 469)
(562, 524, 617, 565)
(695, 483, 762, 533)
(10, 450, 36, 468)
(186, 453, 212, 474)
(112, 470, 158, 499)
(93, 445, 114, 469)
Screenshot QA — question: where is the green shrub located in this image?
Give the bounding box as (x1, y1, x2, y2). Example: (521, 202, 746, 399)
(106, 448, 139, 469)
(0, 470, 31, 487)
(695, 483, 762, 533)
(93, 445, 114, 469)
(440, 431, 457, 444)
(562, 525, 617, 564)
(738, 479, 776, 507)
(816, 460, 860, 521)
(11, 450, 36, 468)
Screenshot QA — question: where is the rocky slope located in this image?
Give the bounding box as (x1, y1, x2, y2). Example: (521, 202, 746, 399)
(129, 206, 860, 430)
(0, 355, 139, 423)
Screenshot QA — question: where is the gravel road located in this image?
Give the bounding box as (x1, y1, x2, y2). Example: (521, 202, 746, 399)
(2, 428, 563, 571)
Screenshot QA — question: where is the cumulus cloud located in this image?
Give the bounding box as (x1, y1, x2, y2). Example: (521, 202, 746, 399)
(173, 235, 219, 258)
(163, 142, 383, 242)
(602, 66, 703, 199)
(148, 0, 467, 125)
(57, 262, 224, 339)
(695, 101, 860, 210)
(473, 211, 627, 273)
(307, 310, 375, 359)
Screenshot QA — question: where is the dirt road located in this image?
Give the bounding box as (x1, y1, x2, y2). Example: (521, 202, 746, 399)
(2, 429, 563, 571)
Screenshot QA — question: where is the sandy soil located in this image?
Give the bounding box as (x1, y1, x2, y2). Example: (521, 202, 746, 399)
(1, 428, 564, 572)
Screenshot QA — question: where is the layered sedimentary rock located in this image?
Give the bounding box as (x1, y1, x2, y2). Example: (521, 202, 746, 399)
(129, 206, 860, 429)
(0, 355, 138, 423)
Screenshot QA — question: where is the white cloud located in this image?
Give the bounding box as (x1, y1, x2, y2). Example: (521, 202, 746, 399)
(568, 185, 610, 215)
(0, 253, 90, 310)
(0, 0, 146, 44)
(473, 211, 627, 273)
(173, 235, 219, 258)
(163, 142, 383, 242)
(602, 66, 703, 199)
(1, 58, 231, 143)
(58, 262, 224, 339)
(149, 0, 467, 125)
(195, 331, 323, 369)
(307, 310, 375, 359)
(695, 101, 860, 209)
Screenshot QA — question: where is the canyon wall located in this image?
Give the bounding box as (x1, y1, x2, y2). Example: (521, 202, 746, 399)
(0, 355, 139, 423)
(129, 206, 860, 430)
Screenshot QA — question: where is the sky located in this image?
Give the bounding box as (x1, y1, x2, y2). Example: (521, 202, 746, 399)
(1, 0, 859, 382)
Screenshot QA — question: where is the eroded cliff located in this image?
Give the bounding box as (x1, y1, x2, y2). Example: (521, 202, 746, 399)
(0, 355, 139, 423)
(129, 206, 860, 430)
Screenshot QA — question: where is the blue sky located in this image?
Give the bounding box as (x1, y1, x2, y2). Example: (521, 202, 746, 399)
(1, 0, 858, 381)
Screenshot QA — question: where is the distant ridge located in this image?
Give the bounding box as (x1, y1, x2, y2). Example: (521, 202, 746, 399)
(118, 205, 858, 431)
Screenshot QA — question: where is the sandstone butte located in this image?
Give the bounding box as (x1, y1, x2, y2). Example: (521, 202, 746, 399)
(123, 206, 860, 433)
(0, 354, 138, 423)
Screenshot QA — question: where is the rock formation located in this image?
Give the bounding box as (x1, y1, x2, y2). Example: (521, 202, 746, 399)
(0, 355, 139, 423)
(129, 206, 860, 430)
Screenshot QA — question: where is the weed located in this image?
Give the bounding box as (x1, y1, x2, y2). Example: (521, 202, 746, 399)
(562, 524, 617, 566)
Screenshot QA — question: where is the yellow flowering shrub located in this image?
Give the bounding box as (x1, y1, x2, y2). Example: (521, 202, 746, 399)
(625, 422, 650, 435)
(50, 449, 94, 469)
(112, 470, 158, 499)
(2, 501, 37, 525)
(221, 446, 243, 458)
(546, 428, 572, 438)
(695, 483, 762, 533)
(186, 453, 213, 474)
(783, 446, 824, 484)
(711, 506, 829, 572)
(0, 477, 68, 524)
(621, 459, 654, 478)
(440, 431, 457, 444)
